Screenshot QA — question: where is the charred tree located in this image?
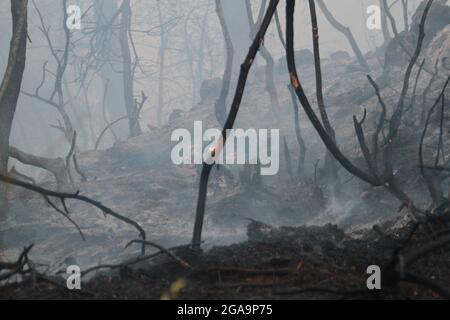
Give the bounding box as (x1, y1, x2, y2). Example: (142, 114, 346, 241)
(17, 0, 85, 190)
(273, 9, 307, 178)
(285, 0, 379, 187)
(308, 0, 339, 186)
(119, 0, 141, 137)
(192, 0, 280, 249)
(285, 0, 436, 213)
(94, 0, 128, 141)
(0, 0, 28, 220)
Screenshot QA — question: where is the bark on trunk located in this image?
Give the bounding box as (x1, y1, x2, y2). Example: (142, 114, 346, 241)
(120, 0, 141, 137)
(0, 0, 28, 221)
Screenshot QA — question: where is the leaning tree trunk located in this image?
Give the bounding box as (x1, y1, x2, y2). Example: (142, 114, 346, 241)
(0, 0, 28, 221)
(308, 0, 339, 186)
(192, 0, 280, 249)
(119, 0, 141, 137)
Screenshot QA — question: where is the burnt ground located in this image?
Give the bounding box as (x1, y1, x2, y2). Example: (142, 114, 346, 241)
(1, 215, 449, 300)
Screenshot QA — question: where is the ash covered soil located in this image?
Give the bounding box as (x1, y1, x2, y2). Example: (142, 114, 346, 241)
(0, 50, 397, 276)
(1, 218, 450, 300)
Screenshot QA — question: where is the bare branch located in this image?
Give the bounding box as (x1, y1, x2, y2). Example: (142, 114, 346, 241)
(0, 173, 146, 254)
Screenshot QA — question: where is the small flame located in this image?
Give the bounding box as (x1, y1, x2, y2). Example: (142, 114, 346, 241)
(290, 72, 299, 90)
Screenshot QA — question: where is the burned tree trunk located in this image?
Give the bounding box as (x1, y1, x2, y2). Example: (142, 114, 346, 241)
(214, 0, 234, 126)
(316, 0, 370, 72)
(0, 0, 28, 220)
(286, 0, 436, 213)
(274, 9, 307, 178)
(120, 0, 141, 137)
(285, 0, 379, 188)
(308, 0, 339, 185)
(192, 0, 280, 249)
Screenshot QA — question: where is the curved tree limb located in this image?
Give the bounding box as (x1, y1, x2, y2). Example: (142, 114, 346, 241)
(308, 0, 338, 184)
(95, 116, 128, 150)
(0, 0, 28, 219)
(0, 173, 146, 254)
(285, 0, 380, 187)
